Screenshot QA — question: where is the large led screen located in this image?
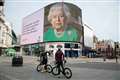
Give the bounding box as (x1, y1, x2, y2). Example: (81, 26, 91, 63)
(43, 2, 83, 42)
(21, 8, 44, 45)
(21, 2, 83, 45)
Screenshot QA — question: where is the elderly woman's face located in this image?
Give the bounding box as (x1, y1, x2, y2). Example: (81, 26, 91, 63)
(51, 10, 65, 30)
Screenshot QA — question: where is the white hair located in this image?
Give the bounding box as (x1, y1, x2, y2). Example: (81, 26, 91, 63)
(48, 3, 71, 22)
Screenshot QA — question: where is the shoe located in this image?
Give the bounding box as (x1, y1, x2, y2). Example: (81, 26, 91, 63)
(41, 70, 47, 72)
(41, 70, 44, 72)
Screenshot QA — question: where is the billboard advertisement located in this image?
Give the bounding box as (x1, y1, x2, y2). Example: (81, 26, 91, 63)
(21, 2, 83, 45)
(84, 24, 94, 48)
(21, 8, 44, 45)
(44, 2, 83, 42)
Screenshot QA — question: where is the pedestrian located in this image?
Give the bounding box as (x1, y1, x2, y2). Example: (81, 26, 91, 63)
(114, 46, 118, 63)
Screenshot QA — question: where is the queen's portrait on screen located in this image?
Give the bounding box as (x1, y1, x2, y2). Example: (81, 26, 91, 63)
(44, 2, 83, 42)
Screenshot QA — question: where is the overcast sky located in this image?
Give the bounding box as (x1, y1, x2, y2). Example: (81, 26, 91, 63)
(4, 0, 119, 42)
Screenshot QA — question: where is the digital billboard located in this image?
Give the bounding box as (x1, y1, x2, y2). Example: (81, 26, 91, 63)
(21, 2, 83, 45)
(21, 8, 44, 45)
(84, 24, 94, 48)
(44, 2, 83, 42)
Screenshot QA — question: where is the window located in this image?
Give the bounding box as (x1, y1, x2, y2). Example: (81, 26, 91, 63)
(2, 39, 3, 44)
(2, 31, 5, 37)
(65, 43, 70, 48)
(49, 45, 54, 48)
(74, 44, 78, 48)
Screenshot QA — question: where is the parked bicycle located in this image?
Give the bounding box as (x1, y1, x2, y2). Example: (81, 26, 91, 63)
(52, 60, 72, 79)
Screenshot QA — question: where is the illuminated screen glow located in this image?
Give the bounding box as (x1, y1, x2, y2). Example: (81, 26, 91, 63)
(21, 2, 83, 45)
(43, 2, 83, 42)
(84, 25, 93, 47)
(21, 8, 44, 45)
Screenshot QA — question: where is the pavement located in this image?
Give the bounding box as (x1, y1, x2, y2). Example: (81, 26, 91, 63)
(0, 55, 120, 80)
(66, 57, 120, 64)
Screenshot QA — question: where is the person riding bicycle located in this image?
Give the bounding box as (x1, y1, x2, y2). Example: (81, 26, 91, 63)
(52, 47, 72, 79)
(40, 50, 48, 72)
(55, 47, 65, 72)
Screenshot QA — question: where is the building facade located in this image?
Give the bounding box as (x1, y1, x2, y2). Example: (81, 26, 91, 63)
(95, 40, 116, 58)
(0, 0, 12, 55)
(45, 42, 82, 57)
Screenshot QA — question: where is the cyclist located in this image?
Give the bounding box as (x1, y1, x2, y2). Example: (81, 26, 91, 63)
(55, 48, 65, 73)
(40, 50, 48, 72)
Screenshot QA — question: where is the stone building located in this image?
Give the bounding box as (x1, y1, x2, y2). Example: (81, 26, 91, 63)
(0, 0, 12, 55)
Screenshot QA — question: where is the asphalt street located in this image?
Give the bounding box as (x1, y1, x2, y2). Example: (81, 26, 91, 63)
(0, 56, 120, 80)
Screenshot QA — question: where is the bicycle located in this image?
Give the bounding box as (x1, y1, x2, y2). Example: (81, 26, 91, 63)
(52, 60, 72, 79)
(36, 63, 52, 73)
(36, 51, 52, 73)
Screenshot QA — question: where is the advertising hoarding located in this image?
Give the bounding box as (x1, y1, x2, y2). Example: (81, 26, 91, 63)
(21, 2, 83, 45)
(44, 2, 83, 42)
(84, 24, 94, 48)
(21, 8, 44, 45)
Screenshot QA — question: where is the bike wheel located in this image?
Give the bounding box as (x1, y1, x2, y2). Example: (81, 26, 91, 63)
(36, 64, 42, 72)
(64, 68, 72, 79)
(46, 64, 52, 73)
(52, 67, 60, 76)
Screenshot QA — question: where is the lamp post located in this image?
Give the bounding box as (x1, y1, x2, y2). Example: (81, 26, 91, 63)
(114, 42, 119, 63)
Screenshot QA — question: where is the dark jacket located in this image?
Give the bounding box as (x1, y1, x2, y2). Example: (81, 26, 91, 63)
(55, 50, 64, 62)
